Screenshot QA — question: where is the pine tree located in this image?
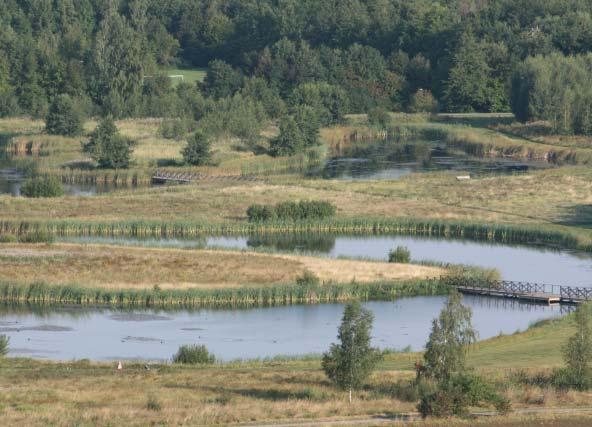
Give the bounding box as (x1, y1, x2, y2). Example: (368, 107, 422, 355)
(45, 94, 83, 136)
(322, 301, 382, 402)
(82, 117, 133, 168)
(182, 131, 212, 166)
(269, 115, 305, 156)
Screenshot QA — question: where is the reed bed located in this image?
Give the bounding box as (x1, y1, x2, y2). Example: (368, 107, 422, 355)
(45, 168, 152, 185)
(0, 218, 587, 251)
(0, 279, 449, 308)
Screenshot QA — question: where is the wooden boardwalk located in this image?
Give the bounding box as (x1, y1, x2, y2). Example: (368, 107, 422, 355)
(456, 281, 592, 305)
(152, 170, 259, 183)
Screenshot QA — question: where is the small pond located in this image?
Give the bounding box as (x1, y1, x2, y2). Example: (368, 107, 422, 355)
(311, 141, 553, 181)
(1, 296, 565, 362)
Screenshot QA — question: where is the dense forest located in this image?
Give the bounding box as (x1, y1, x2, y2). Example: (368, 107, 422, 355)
(2, 0, 592, 135)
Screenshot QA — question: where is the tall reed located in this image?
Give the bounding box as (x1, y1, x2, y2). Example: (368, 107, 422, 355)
(0, 279, 450, 308)
(1, 218, 588, 251)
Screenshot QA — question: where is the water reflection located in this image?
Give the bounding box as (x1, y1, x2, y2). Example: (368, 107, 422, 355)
(0, 296, 563, 362)
(310, 141, 552, 181)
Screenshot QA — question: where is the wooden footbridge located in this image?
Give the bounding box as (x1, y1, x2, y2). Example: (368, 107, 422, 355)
(152, 170, 259, 183)
(455, 280, 592, 305)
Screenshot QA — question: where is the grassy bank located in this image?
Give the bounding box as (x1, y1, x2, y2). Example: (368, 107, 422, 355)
(0, 314, 589, 426)
(1, 217, 590, 251)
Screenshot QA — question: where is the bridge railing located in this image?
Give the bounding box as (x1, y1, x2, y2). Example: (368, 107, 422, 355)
(449, 278, 592, 301)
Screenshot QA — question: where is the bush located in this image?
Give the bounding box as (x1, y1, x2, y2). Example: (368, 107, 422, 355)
(551, 367, 592, 391)
(159, 118, 195, 140)
(367, 108, 391, 128)
(45, 94, 84, 136)
(182, 131, 212, 166)
(408, 89, 439, 113)
(418, 373, 510, 418)
(18, 230, 55, 244)
(146, 395, 162, 411)
(247, 200, 336, 222)
(296, 271, 320, 288)
(173, 344, 215, 365)
(20, 175, 64, 198)
(389, 246, 411, 263)
(246, 204, 276, 222)
(0, 334, 8, 356)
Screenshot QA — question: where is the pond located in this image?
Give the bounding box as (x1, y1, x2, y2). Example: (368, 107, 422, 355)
(1, 296, 565, 362)
(311, 141, 553, 181)
(64, 233, 592, 287)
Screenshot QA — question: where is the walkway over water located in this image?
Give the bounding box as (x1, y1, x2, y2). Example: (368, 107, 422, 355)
(457, 281, 592, 305)
(152, 170, 259, 183)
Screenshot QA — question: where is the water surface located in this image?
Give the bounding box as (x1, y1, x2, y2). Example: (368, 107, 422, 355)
(2, 296, 564, 362)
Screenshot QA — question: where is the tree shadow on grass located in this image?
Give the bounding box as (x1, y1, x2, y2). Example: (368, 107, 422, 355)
(556, 204, 592, 229)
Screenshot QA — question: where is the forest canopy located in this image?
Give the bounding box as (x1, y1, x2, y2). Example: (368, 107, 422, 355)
(2, 0, 592, 133)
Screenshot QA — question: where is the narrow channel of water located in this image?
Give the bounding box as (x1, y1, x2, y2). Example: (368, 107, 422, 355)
(1, 296, 566, 362)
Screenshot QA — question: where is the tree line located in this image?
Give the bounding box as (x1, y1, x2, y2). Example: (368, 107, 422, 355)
(2, 1, 592, 135)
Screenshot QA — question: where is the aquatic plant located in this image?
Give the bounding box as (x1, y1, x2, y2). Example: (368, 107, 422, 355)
(389, 246, 411, 264)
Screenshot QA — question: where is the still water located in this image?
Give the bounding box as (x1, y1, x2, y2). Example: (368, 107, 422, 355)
(312, 141, 552, 181)
(2, 296, 564, 362)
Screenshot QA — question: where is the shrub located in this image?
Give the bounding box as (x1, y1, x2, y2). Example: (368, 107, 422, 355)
(173, 344, 215, 365)
(20, 175, 64, 198)
(45, 94, 84, 136)
(246, 204, 276, 222)
(0, 334, 8, 356)
(296, 271, 320, 288)
(367, 108, 391, 128)
(408, 89, 439, 113)
(247, 200, 336, 222)
(418, 373, 510, 418)
(159, 118, 195, 140)
(389, 246, 411, 263)
(146, 395, 162, 411)
(182, 131, 212, 166)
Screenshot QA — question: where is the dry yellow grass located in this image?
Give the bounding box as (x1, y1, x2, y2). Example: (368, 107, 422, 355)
(0, 243, 444, 289)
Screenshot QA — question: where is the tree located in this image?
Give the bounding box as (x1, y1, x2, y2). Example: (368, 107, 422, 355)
(182, 131, 212, 166)
(203, 60, 243, 99)
(422, 291, 477, 382)
(292, 104, 320, 147)
(322, 301, 382, 402)
(562, 304, 592, 388)
(45, 94, 83, 136)
(269, 115, 305, 156)
(82, 117, 134, 168)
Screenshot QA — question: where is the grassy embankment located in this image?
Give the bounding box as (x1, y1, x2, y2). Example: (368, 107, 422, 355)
(0, 314, 590, 426)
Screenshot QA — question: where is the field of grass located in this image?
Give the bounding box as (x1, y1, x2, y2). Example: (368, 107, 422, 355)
(161, 67, 207, 86)
(0, 243, 444, 289)
(0, 314, 589, 426)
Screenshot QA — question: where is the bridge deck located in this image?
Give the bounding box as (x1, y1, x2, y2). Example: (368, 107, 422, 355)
(457, 286, 562, 304)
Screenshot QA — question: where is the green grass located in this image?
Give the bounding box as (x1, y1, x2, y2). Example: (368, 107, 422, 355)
(161, 67, 207, 86)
